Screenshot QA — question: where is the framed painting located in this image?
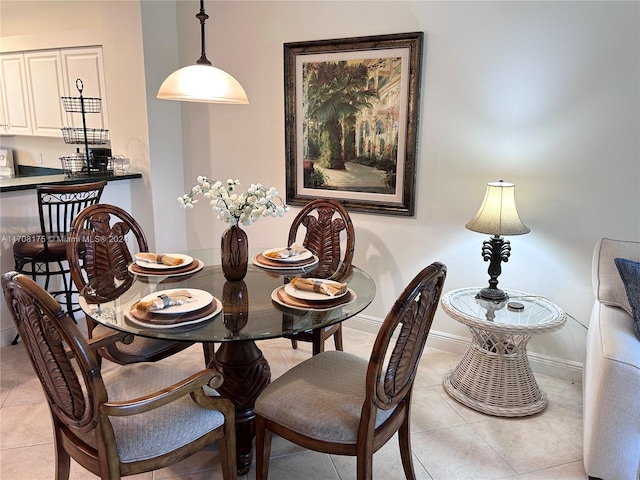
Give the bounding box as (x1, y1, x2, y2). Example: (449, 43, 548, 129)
(284, 32, 424, 216)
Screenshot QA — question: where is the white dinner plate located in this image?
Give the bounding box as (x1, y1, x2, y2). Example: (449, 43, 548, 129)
(284, 280, 348, 301)
(261, 247, 313, 263)
(126, 298, 222, 329)
(135, 253, 193, 270)
(271, 287, 357, 312)
(251, 254, 319, 271)
(128, 259, 204, 277)
(136, 288, 213, 314)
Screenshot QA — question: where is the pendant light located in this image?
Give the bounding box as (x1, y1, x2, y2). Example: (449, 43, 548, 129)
(157, 0, 249, 104)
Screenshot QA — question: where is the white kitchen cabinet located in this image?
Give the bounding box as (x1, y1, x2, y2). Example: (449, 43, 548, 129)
(0, 83, 6, 132)
(61, 47, 109, 131)
(0, 46, 109, 138)
(24, 50, 67, 137)
(0, 53, 32, 135)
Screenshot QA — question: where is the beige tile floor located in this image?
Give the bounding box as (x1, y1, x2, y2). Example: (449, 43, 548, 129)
(1, 327, 586, 480)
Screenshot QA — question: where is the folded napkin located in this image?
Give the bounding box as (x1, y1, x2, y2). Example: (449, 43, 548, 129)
(289, 277, 347, 297)
(135, 252, 184, 266)
(264, 244, 307, 259)
(134, 290, 195, 312)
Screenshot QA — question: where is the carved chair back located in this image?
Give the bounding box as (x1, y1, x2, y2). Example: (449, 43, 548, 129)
(365, 262, 446, 416)
(2, 272, 104, 433)
(287, 199, 355, 280)
(67, 203, 145, 303)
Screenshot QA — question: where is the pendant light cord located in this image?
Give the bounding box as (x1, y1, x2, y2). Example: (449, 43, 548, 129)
(195, 0, 212, 66)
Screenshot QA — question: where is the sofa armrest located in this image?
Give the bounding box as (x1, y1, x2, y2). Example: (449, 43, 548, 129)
(583, 301, 640, 480)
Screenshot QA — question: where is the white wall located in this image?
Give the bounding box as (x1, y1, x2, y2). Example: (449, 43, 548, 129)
(148, 0, 639, 380)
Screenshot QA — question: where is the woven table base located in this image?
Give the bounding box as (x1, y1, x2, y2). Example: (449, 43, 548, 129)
(443, 341, 548, 417)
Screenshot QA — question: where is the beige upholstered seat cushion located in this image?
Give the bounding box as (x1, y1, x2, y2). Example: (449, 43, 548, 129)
(255, 350, 394, 445)
(79, 363, 224, 463)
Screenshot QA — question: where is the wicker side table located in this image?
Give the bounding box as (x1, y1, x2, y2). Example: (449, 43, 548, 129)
(441, 288, 566, 417)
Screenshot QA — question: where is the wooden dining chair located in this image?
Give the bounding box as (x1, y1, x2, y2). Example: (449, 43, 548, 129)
(255, 262, 447, 480)
(11, 181, 106, 344)
(2, 271, 237, 480)
(286, 199, 356, 354)
(67, 203, 194, 364)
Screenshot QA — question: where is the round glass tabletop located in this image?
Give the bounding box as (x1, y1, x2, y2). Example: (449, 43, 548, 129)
(80, 250, 376, 343)
(441, 287, 566, 334)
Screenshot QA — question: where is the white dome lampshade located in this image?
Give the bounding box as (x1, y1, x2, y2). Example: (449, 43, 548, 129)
(157, 64, 248, 104)
(157, 0, 249, 105)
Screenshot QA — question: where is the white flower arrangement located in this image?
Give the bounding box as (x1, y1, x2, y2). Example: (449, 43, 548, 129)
(178, 176, 288, 226)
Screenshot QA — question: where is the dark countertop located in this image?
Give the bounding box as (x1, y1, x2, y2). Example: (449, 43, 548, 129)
(0, 166, 142, 193)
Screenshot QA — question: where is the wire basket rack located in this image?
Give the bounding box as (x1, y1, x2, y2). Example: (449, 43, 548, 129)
(61, 127, 109, 145)
(60, 96, 102, 113)
(60, 155, 113, 176)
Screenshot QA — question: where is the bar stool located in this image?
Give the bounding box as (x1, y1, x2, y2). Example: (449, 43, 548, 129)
(11, 181, 106, 344)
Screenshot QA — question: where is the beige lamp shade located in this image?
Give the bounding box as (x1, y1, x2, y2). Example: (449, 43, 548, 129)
(465, 181, 530, 236)
(157, 64, 249, 104)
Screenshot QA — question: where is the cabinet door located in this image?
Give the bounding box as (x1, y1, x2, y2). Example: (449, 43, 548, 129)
(0, 54, 32, 135)
(61, 47, 109, 131)
(24, 50, 66, 137)
(0, 80, 7, 133)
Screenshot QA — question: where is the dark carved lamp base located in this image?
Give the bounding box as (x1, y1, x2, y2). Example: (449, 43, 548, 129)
(477, 235, 511, 302)
(476, 286, 509, 302)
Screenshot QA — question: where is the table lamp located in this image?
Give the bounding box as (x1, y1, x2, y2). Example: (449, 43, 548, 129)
(465, 180, 530, 301)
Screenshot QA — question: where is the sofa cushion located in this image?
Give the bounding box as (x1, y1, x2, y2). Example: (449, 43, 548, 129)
(614, 257, 640, 341)
(593, 238, 640, 314)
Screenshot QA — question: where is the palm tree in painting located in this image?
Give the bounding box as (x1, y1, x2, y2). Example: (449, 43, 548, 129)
(304, 61, 377, 170)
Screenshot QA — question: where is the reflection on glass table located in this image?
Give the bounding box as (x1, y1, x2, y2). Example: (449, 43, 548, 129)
(79, 249, 376, 475)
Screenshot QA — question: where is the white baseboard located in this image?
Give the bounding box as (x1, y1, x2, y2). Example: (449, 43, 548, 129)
(1, 327, 19, 347)
(344, 314, 584, 383)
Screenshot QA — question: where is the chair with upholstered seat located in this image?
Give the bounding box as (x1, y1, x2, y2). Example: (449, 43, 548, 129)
(67, 203, 195, 365)
(255, 262, 446, 480)
(11, 181, 106, 345)
(286, 199, 356, 354)
(2, 271, 237, 480)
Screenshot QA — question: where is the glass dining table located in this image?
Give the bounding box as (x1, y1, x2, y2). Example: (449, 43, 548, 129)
(79, 248, 376, 474)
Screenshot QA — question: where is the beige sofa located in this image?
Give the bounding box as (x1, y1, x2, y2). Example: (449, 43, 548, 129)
(583, 238, 640, 480)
